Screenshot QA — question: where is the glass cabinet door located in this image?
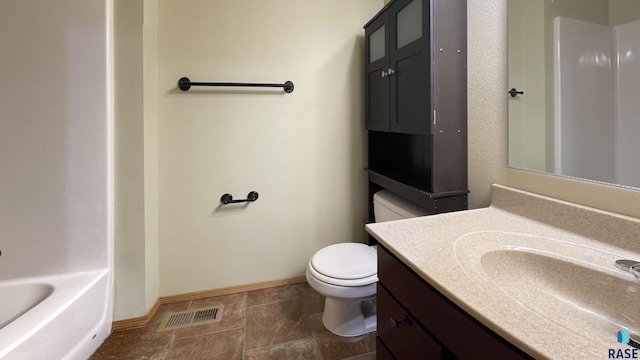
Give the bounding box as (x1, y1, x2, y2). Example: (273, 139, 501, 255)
(396, 0, 422, 49)
(365, 13, 391, 132)
(369, 24, 386, 63)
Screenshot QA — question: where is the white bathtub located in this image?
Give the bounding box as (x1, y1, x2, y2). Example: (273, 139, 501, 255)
(0, 270, 111, 359)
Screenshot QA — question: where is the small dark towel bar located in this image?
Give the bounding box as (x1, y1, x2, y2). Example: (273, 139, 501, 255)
(220, 191, 259, 205)
(178, 77, 294, 93)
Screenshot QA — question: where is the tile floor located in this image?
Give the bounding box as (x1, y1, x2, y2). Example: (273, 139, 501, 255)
(90, 282, 376, 360)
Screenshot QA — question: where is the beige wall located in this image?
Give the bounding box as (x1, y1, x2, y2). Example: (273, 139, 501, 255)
(156, 0, 382, 297)
(113, 0, 640, 319)
(610, 0, 640, 25)
(114, 0, 146, 320)
(546, 0, 609, 25)
(114, 0, 159, 320)
(142, 0, 160, 318)
(507, 0, 546, 173)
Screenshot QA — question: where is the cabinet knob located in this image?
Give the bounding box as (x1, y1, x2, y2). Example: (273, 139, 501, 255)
(390, 317, 406, 328)
(381, 70, 387, 78)
(387, 68, 395, 75)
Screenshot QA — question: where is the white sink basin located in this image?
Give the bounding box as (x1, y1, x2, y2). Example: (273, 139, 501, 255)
(455, 231, 640, 347)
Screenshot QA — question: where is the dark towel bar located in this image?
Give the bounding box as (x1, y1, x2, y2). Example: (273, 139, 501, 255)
(178, 77, 294, 93)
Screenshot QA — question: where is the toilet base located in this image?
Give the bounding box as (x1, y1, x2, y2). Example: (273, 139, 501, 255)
(322, 297, 377, 337)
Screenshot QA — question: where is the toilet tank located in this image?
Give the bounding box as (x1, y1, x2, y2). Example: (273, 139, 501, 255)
(373, 190, 430, 222)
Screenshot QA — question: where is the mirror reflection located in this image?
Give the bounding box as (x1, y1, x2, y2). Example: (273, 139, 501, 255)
(508, 0, 640, 189)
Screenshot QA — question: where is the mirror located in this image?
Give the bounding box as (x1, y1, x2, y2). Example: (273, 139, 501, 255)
(508, 0, 640, 189)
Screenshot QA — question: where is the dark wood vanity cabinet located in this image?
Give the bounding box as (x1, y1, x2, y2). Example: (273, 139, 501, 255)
(377, 245, 533, 360)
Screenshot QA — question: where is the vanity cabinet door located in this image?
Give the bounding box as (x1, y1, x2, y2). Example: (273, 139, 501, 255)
(376, 338, 395, 360)
(378, 285, 442, 359)
(377, 245, 532, 360)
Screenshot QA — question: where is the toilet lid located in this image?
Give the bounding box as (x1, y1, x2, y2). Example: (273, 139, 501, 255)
(310, 243, 376, 280)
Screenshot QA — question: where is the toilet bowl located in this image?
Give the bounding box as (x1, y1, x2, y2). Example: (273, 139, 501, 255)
(306, 190, 429, 337)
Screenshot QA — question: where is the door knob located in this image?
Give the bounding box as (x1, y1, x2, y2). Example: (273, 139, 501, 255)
(387, 68, 395, 75)
(381, 70, 387, 78)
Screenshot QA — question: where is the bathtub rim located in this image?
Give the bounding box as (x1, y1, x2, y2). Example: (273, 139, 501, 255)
(0, 269, 110, 358)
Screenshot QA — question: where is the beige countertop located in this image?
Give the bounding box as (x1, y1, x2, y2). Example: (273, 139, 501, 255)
(365, 184, 640, 360)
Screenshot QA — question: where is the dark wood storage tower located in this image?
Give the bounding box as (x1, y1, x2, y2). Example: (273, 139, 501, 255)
(364, 0, 468, 216)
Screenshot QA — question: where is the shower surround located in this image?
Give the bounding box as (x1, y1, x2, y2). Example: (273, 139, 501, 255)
(554, 16, 640, 188)
(0, 0, 113, 358)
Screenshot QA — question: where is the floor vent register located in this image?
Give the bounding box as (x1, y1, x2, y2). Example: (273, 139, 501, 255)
(157, 305, 223, 332)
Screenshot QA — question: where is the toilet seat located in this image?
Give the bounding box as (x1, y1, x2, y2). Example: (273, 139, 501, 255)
(309, 243, 378, 287)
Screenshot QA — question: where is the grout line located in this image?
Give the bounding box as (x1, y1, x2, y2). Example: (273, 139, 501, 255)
(246, 297, 300, 309)
(244, 336, 319, 354)
(171, 325, 245, 341)
(302, 286, 325, 359)
(245, 283, 306, 308)
(307, 312, 325, 360)
(161, 327, 176, 360)
(341, 351, 377, 360)
(241, 292, 248, 360)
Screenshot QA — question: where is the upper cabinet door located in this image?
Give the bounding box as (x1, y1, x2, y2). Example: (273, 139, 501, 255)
(365, 0, 431, 135)
(389, 0, 430, 135)
(365, 13, 390, 132)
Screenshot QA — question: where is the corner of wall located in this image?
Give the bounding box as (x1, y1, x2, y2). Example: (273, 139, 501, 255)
(143, 0, 160, 316)
(467, 0, 508, 209)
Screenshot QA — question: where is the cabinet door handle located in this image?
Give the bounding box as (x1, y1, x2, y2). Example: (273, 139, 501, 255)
(390, 316, 407, 328)
(390, 317, 404, 328)
(387, 68, 395, 75)
(381, 70, 387, 78)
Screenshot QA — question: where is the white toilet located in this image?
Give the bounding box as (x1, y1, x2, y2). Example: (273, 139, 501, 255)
(306, 190, 429, 337)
